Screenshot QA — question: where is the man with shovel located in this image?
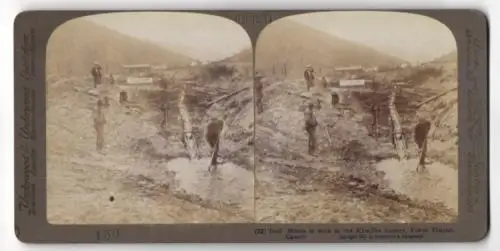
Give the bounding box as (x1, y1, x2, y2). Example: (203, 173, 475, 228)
(304, 102, 318, 155)
(414, 117, 432, 172)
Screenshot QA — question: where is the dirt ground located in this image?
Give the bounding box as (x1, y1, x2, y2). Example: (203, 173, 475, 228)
(46, 59, 458, 224)
(254, 60, 458, 223)
(46, 69, 255, 224)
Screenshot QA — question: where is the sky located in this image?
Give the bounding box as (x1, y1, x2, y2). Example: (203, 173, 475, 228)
(289, 11, 457, 63)
(84, 12, 251, 62)
(83, 11, 457, 64)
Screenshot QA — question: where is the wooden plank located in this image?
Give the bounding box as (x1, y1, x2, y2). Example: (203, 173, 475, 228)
(177, 85, 200, 160)
(415, 87, 458, 107)
(205, 87, 250, 107)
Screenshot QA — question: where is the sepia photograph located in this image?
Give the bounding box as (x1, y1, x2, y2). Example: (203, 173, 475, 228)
(254, 11, 458, 223)
(46, 12, 255, 224)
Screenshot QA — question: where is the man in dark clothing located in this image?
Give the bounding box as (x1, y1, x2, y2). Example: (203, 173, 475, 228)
(304, 65, 315, 91)
(91, 62, 103, 88)
(206, 118, 224, 174)
(304, 102, 318, 155)
(414, 118, 432, 172)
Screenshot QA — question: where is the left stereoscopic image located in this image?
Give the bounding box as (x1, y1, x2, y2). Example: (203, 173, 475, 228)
(46, 12, 255, 224)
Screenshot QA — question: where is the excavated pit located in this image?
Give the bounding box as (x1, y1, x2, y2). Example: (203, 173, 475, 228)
(121, 79, 255, 219)
(47, 74, 255, 224)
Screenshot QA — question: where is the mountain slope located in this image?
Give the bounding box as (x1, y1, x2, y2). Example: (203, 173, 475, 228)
(255, 19, 406, 78)
(430, 50, 458, 64)
(213, 48, 253, 79)
(46, 18, 194, 78)
(220, 48, 252, 63)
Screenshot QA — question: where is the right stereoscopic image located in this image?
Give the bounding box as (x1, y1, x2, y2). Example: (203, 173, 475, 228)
(254, 11, 458, 223)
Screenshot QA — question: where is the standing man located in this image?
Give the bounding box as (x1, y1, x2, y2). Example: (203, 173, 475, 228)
(304, 65, 315, 91)
(91, 61, 103, 88)
(160, 102, 168, 131)
(304, 102, 318, 155)
(93, 99, 107, 153)
(255, 71, 264, 114)
(414, 118, 432, 172)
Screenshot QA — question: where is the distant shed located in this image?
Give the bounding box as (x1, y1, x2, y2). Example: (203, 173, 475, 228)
(122, 64, 152, 75)
(334, 65, 365, 74)
(339, 79, 366, 88)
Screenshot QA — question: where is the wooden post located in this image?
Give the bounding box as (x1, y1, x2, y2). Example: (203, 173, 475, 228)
(388, 87, 408, 160)
(178, 84, 200, 160)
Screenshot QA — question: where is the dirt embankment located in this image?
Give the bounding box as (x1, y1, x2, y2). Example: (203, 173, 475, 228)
(255, 59, 458, 223)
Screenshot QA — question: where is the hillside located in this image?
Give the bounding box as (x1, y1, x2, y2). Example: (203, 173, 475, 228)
(46, 18, 194, 78)
(255, 19, 406, 78)
(211, 48, 253, 79)
(430, 50, 458, 64)
(219, 48, 252, 63)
